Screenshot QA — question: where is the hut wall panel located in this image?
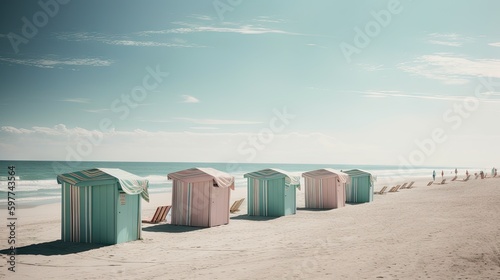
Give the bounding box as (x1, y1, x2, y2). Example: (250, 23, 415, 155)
(172, 180, 229, 227)
(305, 177, 321, 209)
(190, 181, 210, 227)
(60, 169, 143, 245)
(346, 176, 372, 203)
(171, 180, 191, 225)
(91, 184, 117, 244)
(248, 178, 267, 216)
(62, 184, 93, 243)
(305, 176, 346, 209)
(61, 183, 71, 241)
(323, 178, 334, 208)
(267, 178, 285, 217)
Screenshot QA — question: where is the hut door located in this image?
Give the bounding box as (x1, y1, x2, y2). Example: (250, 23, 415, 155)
(209, 186, 229, 227)
(284, 184, 296, 215)
(116, 192, 139, 243)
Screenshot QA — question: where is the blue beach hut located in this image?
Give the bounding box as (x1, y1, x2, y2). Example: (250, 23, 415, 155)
(244, 169, 301, 217)
(57, 168, 149, 245)
(343, 169, 375, 203)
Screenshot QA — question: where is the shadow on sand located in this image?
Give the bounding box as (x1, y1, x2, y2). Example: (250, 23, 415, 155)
(230, 214, 280, 221)
(0, 240, 109, 256)
(142, 223, 205, 233)
(345, 202, 369, 206)
(296, 207, 335, 211)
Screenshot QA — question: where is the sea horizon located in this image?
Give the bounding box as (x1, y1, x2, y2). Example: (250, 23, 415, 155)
(0, 160, 488, 208)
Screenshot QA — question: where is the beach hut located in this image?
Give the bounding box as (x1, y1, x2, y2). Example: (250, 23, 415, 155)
(167, 168, 234, 228)
(343, 169, 375, 203)
(57, 168, 149, 245)
(302, 169, 349, 209)
(244, 169, 301, 217)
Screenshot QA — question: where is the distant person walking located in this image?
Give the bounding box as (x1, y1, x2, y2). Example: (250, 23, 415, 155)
(441, 170, 444, 180)
(455, 168, 458, 176)
(433, 170, 436, 181)
(466, 170, 469, 177)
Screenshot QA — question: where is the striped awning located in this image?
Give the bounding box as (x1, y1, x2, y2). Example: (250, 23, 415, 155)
(167, 167, 235, 190)
(57, 168, 149, 202)
(302, 168, 349, 183)
(244, 168, 301, 186)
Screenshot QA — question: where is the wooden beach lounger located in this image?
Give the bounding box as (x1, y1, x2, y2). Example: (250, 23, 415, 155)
(406, 181, 415, 189)
(230, 198, 245, 213)
(427, 181, 434, 186)
(142, 205, 171, 224)
(451, 176, 457, 181)
(440, 179, 446, 184)
(400, 183, 408, 189)
(374, 186, 388, 195)
(389, 185, 401, 192)
(463, 175, 471, 182)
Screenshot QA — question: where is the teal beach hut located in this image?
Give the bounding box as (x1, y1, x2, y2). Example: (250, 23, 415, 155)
(343, 169, 375, 203)
(244, 169, 301, 217)
(57, 168, 149, 245)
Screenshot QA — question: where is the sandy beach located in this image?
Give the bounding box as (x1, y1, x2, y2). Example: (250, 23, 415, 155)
(2, 176, 500, 279)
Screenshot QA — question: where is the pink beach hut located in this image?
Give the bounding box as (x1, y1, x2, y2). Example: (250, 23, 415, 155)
(302, 169, 348, 209)
(167, 168, 235, 228)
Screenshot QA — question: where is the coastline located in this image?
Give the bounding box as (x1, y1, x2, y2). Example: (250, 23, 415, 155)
(2, 176, 500, 279)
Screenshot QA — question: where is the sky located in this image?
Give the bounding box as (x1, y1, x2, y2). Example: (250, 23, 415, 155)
(0, 0, 499, 168)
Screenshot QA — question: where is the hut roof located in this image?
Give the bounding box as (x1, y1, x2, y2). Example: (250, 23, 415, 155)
(302, 168, 349, 183)
(57, 168, 149, 202)
(167, 167, 235, 189)
(343, 169, 377, 184)
(244, 168, 301, 186)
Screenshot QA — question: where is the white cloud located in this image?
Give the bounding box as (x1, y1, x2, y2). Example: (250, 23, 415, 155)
(138, 119, 173, 123)
(180, 95, 200, 103)
(140, 22, 300, 36)
(61, 98, 90, 104)
(82, 108, 111, 113)
(1, 125, 498, 167)
(0, 56, 113, 69)
(357, 63, 386, 72)
(188, 14, 214, 21)
(1, 124, 104, 138)
(175, 117, 262, 125)
(1, 126, 32, 134)
(360, 90, 468, 102)
(0, 125, 376, 164)
(57, 32, 202, 48)
(190, 127, 219, 130)
(306, 43, 328, 49)
(489, 42, 500, 47)
(356, 90, 500, 103)
(253, 16, 286, 24)
(427, 33, 472, 47)
(399, 54, 500, 85)
(428, 40, 462, 47)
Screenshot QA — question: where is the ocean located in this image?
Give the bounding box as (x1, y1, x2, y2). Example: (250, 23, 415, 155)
(0, 160, 482, 207)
